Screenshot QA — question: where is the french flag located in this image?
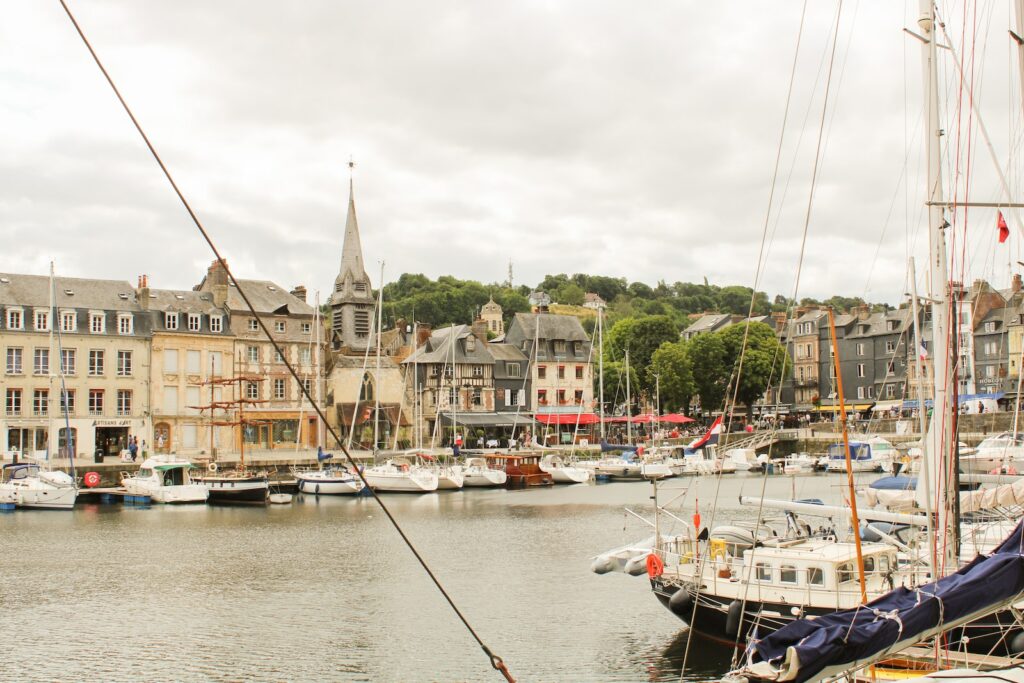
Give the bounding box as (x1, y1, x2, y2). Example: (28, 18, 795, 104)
(688, 416, 723, 450)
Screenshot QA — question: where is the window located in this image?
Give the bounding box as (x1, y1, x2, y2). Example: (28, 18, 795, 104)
(88, 389, 103, 415)
(301, 322, 311, 334)
(985, 365, 996, 378)
(118, 314, 133, 335)
(33, 348, 49, 375)
(188, 314, 201, 332)
(6, 348, 22, 374)
(59, 390, 75, 416)
(867, 386, 874, 399)
(428, 365, 439, 378)
(275, 321, 286, 333)
(61, 349, 75, 375)
(162, 349, 176, 373)
(538, 389, 548, 405)
(165, 312, 178, 330)
(186, 350, 200, 374)
(857, 386, 865, 400)
(837, 563, 855, 584)
(273, 378, 286, 400)
(779, 565, 798, 584)
(274, 348, 284, 364)
(6, 389, 22, 416)
(162, 387, 178, 414)
(32, 389, 48, 416)
(248, 318, 259, 331)
(576, 365, 584, 379)
(58, 427, 76, 457)
(887, 361, 895, 376)
(448, 386, 458, 405)
(354, 281, 367, 293)
(507, 362, 521, 378)
(443, 365, 453, 379)
(182, 424, 198, 449)
(90, 313, 104, 334)
(553, 340, 566, 354)
(885, 340, 896, 353)
(246, 382, 259, 400)
(856, 343, 865, 356)
(300, 347, 311, 365)
(557, 389, 566, 404)
(985, 321, 997, 333)
(886, 384, 896, 398)
(117, 350, 133, 376)
(186, 387, 200, 415)
(247, 346, 259, 363)
(34, 310, 49, 331)
(756, 563, 772, 582)
(473, 365, 484, 377)
(61, 311, 76, 332)
(538, 365, 547, 379)
(808, 567, 825, 586)
(863, 556, 875, 574)
(472, 387, 482, 406)
(210, 315, 222, 333)
(90, 349, 105, 375)
(300, 378, 312, 395)
(354, 310, 370, 338)
(6, 309, 23, 330)
(575, 389, 584, 404)
(557, 365, 565, 380)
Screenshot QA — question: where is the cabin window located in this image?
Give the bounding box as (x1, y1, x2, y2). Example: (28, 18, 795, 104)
(863, 556, 875, 574)
(755, 563, 771, 582)
(878, 555, 890, 572)
(837, 563, 855, 584)
(807, 567, 824, 586)
(779, 565, 798, 584)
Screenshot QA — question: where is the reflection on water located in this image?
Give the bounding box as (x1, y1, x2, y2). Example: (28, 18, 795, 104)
(0, 473, 849, 681)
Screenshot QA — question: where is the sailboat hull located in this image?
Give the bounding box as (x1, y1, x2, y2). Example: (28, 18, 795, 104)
(196, 476, 269, 505)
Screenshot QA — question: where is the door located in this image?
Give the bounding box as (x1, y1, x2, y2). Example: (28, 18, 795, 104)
(154, 423, 171, 453)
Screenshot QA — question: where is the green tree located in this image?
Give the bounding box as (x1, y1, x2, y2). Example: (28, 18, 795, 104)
(687, 332, 728, 413)
(595, 360, 640, 415)
(649, 341, 695, 413)
(558, 282, 586, 306)
(605, 315, 680, 392)
(717, 321, 791, 420)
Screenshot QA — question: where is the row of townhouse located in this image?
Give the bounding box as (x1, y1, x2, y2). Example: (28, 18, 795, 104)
(0, 260, 317, 460)
(682, 274, 1024, 415)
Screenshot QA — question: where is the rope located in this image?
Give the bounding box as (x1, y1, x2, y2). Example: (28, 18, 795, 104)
(56, 3, 515, 679)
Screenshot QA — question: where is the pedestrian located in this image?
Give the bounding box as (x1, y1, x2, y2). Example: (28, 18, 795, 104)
(128, 436, 138, 462)
(978, 401, 985, 414)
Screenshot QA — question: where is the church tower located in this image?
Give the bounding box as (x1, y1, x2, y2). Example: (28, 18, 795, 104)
(330, 172, 375, 353)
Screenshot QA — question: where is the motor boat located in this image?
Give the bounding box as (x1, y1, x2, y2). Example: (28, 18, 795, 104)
(960, 433, 1024, 474)
(363, 457, 438, 493)
(294, 465, 365, 495)
(193, 465, 270, 505)
(0, 462, 77, 509)
(825, 441, 888, 473)
(461, 457, 508, 487)
(121, 456, 208, 504)
(594, 455, 673, 481)
(724, 448, 763, 472)
(540, 454, 593, 484)
(782, 453, 818, 474)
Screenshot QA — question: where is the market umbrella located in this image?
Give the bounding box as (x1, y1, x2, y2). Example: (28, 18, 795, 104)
(660, 413, 696, 424)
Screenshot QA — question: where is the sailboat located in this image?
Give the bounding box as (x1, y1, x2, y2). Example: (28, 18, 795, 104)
(0, 263, 78, 510)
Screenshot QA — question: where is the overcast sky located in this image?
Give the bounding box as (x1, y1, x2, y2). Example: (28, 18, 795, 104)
(2, 2, 1023, 306)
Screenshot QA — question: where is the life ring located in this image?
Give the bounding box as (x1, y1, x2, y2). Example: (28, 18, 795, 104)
(83, 471, 101, 488)
(646, 553, 664, 579)
(208, 462, 219, 473)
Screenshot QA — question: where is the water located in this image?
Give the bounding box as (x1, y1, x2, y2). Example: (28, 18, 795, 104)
(0, 472, 856, 682)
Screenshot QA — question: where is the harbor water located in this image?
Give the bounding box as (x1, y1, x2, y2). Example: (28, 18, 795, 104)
(1, 471, 861, 682)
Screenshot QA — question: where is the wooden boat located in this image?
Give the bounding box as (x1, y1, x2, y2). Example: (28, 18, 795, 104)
(485, 454, 553, 488)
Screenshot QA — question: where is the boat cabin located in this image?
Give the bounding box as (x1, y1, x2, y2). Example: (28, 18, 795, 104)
(828, 442, 873, 462)
(134, 459, 196, 487)
(3, 463, 41, 481)
(484, 453, 553, 488)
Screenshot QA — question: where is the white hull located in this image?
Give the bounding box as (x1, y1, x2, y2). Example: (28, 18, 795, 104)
(4, 484, 77, 509)
(462, 468, 507, 487)
(595, 462, 672, 480)
(364, 465, 438, 492)
(545, 466, 593, 484)
(295, 472, 364, 495)
(826, 459, 881, 473)
(124, 482, 207, 504)
(434, 466, 464, 490)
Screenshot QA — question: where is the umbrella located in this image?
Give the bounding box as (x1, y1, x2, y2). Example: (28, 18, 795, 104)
(660, 413, 695, 424)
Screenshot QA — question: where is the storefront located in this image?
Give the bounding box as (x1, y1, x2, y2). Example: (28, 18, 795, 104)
(534, 412, 600, 445)
(336, 403, 408, 450)
(4, 420, 49, 459)
(438, 412, 535, 448)
(242, 412, 322, 450)
(2, 417, 147, 461)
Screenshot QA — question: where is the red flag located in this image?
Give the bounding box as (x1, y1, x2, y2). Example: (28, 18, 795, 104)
(999, 211, 1010, 243)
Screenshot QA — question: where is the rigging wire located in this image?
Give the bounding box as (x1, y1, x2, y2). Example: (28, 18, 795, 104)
(55, 2, 516, 679)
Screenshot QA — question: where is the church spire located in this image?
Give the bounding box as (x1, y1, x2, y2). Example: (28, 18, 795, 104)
(336, 159, 369, 292)
(330, 159, 375, 353)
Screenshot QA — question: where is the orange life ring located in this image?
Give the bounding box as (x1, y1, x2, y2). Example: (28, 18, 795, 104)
(83, 471, 101, 488)
(646, 553, 664, 578)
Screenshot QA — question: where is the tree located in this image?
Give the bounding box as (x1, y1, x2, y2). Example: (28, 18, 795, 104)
(687, 332, 728, 413)
(605, 315, 680, 392)
(595, 360, 640, 416)
(558, 282, 586, 306)
(649, 341, 695, 413)
(717, 321, 791, 420)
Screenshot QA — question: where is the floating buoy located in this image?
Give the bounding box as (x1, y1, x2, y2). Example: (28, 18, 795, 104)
(208, 462, 218, 473)
(83, 471, 101, 488)
(668, 588, 692, 616)
(693, 512, 702, 530)
(645, 553, 664, 578)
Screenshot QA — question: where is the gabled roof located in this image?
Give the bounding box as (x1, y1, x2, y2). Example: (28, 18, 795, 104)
(226, 279, 314, 316)
(402, 325, 495, 365)
(684, 313, 732, 335)
(148, 289, 226, 314)
(508, 312, 590, 341)
(0, 273, 138, 311)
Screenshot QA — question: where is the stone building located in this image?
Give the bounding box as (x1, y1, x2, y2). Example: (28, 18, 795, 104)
(790, 309, 827, 409)
(196, 261, 320, 450)
(141, 278, 235, 457)
(480, 297, 504, 338)
(0, 273, 151, 460)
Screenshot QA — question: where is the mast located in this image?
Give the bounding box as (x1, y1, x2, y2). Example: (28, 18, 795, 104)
(314, 290, 322, 450)
(916, 0, 956, 572)
(50, 263, 74, 479)
(598, 304, 606, 440)
(910, 257, 937, 581)
(827, 308, 868, 603)
(373, 262, 384, 453)
(209, 355, 215, 460)
(625, 349, 633, 444)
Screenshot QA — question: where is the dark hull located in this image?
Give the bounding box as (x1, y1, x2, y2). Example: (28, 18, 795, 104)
(195, 476, 269, 505)
(652, 578, 1024, 656)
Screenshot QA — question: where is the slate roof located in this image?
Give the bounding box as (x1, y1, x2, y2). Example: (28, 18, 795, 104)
(0, 273, 138, 311)
(684, 313, 732, 335)
(148, 289, 226, 314)
(508, 312, 590, 342)
(225, 279, 315, 316)
(402, 325, 495, 365)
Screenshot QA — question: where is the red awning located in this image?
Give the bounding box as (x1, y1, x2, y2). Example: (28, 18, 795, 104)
(660, 413, 696, 424)
(534, 413, 600, 425)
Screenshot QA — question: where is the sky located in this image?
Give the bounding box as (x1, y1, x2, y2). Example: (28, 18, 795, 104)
(2, 2, 1024, 306)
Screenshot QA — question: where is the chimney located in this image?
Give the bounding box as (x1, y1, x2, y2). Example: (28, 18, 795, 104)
(136, 274, 150, 311)
(472, 316, 488, 343)
(416, 323, 432, 348)
(207, 259, 229, 308)
(1014, 274, 1022, 293)
(770, 311, 786, 330)
(290, 285, 307, 303)
(856, 304, 871, 321)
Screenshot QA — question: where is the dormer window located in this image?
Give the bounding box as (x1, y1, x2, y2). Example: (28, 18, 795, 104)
(210, 315, 223, 333)
(165, 312, 179, 330)
(985, 321, 997, 333)
(118, 314, 133, 335)
(34, 310, 49, 332)
(90, 312, 105, 334)
(61, 311, 76, 332)
(553, 340, 567, 355)
(188, 314, 201, 332)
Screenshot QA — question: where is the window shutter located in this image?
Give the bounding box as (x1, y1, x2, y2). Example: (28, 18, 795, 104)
(504, 389, 511, 404)
(517, 389, 525, 405)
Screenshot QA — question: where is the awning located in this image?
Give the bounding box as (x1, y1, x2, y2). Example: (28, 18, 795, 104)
(154, 463, 195, 470)
(534, 412, 600, 426)
(957, 392, 1005, 402)
(814, 404, 873, 412)
(439, 412, 535, 427)
(870, 400, 903, 412)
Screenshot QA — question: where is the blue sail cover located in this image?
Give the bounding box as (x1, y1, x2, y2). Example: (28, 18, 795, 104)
(740, 522, 1024, 683)
(827, 442, 872, 461)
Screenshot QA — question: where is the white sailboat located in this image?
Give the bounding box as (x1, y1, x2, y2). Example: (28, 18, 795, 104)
(462, 456, 508, 487)
(363, 456, 439, 493)
(540, 453, 593, 484)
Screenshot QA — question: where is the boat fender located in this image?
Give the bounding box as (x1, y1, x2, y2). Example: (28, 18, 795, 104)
(724, 600, 743, 637)
(590, 558, 614, 575)
(645, 553, 664, 579)
(315, 484, 320, 495)
(1011, 632, 1024, 654)
(208, 462, 218, 473)
(83, 471, 101, 488)
(668, 588, 692, 616)
(624, 556, 648, 576)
